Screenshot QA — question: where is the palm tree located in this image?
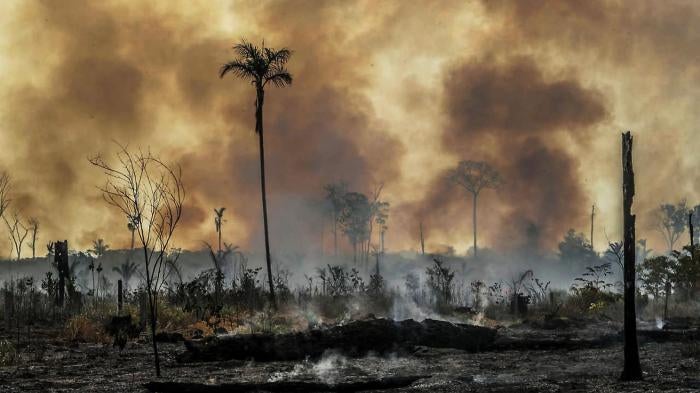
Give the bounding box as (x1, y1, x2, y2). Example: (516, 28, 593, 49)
(91, 238, 110, 258)
(113, 259, 139, 292)
(127, 220, 137, 250)
(214, 207, 226, 254)
(220, 39, 293, 307)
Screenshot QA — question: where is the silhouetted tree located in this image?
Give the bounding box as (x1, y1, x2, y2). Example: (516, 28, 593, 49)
(127, 218, 137, 250)
(90, 238, 109, 259)
(671, 246, 700, 299)
(113, 259, 139, 292)
(339, 192, 371, 264)
(620, 131, 642, 381)
(28, 218, 38, 259)
(375, 200, 389, 258)
(324, 182, 347, 257)
(220, 39, 293, 308)
(4, 211, 29, 261)
(640, 255, 676, 318)
(214, 207, 226, 255)
(558, 229, 599, 266)
(363, 184, 385, 264)
(89, 145, 184, 378)
(654, 201, 687, 252)
(449, 160, 501, 258)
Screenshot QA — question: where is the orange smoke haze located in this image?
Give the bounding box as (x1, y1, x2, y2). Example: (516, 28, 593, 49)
(0, 0, 698, 257)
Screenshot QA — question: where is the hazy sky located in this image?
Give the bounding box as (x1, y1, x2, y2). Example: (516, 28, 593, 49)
(0, 0, 698, 256)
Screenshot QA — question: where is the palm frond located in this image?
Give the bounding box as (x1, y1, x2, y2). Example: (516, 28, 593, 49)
(264, 47, 292, 66)
(265, 71, 293, 88)
(233, 40, 260, 61)
(219, 60, 256, 79)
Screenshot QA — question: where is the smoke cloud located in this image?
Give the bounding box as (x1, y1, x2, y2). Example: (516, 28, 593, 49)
(0, 0, 698, 258)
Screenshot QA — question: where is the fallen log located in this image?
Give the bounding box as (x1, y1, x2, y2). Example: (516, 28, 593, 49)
(178, 318, 496, 363)
(144, 375, 429, 393)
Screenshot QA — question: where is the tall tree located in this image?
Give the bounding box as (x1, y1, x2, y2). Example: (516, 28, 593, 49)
(214, 207, 226, 254)
(324, 182, 347, 257)
(220, 40, 293, 308)
(620, 131, 642, 381)
(28, 218, 39, 259)
(449, 160, 502, 258)
(375, 201, 389, 257)
(339, 192, 371, 265)
(127, 218, 137, 250)
(90, 238, 109, 259)
(654, 201, 688, 252)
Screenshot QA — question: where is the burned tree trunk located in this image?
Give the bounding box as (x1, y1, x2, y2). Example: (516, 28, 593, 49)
(117, 279, 123, 314)
(54, 240, 69, 308)
(620, 131, 642, 381)
(690, 212, 695, 249)
(178, 318, 496, 363)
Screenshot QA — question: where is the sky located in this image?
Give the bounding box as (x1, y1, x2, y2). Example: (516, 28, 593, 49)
(0, 0, 698, 257)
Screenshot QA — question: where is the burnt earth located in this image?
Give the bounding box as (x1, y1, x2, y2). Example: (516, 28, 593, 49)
(1, 323, 699, 392)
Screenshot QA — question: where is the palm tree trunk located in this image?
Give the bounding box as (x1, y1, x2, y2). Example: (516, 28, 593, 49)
(472, 193, 478, 259)
(256, 86, 276, 308)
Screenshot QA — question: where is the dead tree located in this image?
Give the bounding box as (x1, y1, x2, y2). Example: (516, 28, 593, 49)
(620, 131, 642, 381)
(28, 218, 38, 259)
(3, 212, 29, 261)
(117, 279, 123, 314)
(54, 240, 69, 307)
(89, 145, 184, 378)
(689, 211, 695, 249)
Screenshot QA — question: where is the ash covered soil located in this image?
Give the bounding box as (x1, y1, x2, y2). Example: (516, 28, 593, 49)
(1, 324, 699, 393)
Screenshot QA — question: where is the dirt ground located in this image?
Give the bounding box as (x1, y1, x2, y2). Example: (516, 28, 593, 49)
(1, 328, 699, 392)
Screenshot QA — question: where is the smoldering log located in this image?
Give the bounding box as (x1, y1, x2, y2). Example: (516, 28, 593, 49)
(178, 318, 496, 363)
(144, 375, 429, 393)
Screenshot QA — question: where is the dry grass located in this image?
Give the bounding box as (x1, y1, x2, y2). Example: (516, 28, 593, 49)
(63, 314, 110, 344)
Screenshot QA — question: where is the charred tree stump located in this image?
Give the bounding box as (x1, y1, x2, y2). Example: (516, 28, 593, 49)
(620, 131, 642, 381)
(117, 280, 123, 314)
(54, 240, 69, 308)
(690, 212, 695, 249)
